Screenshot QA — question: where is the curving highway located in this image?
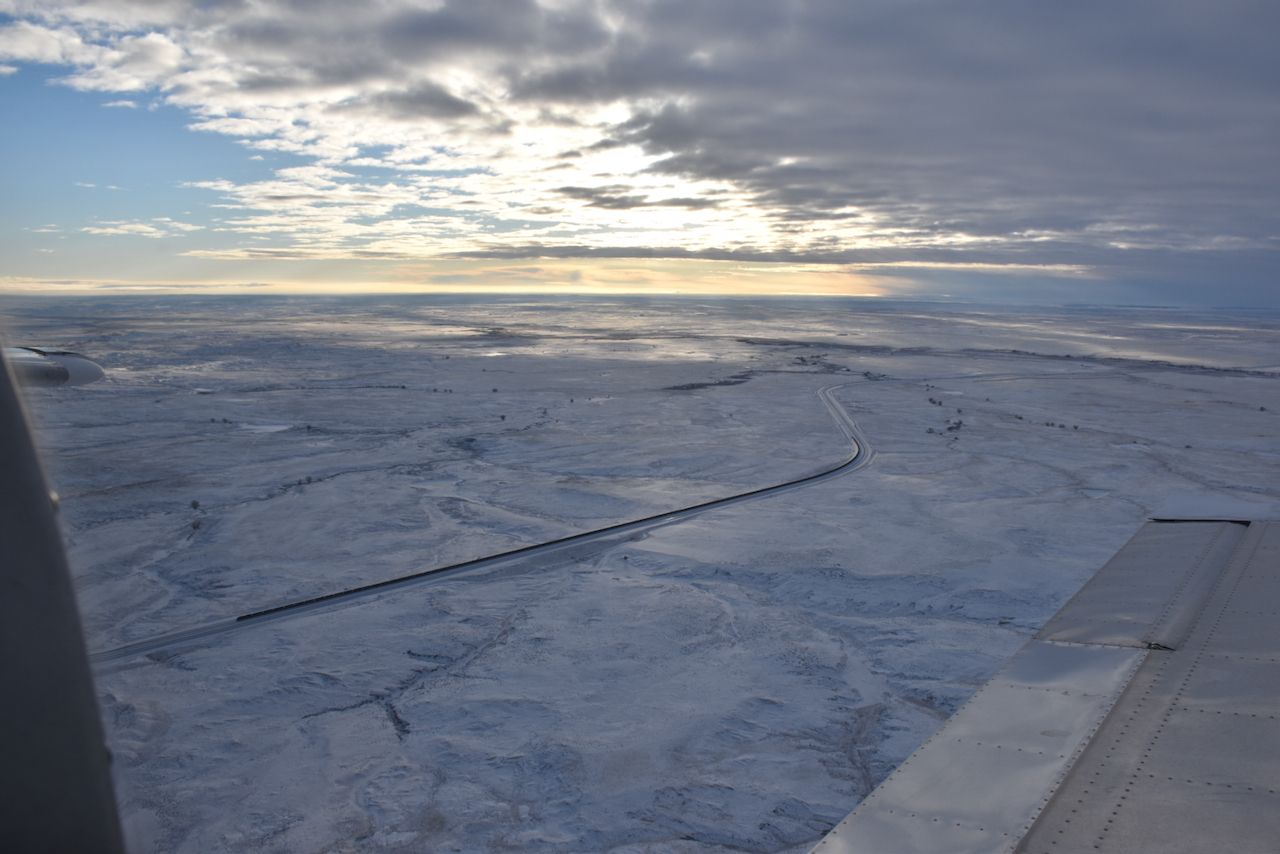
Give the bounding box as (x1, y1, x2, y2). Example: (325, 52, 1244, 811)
(93, 382, 874, 666)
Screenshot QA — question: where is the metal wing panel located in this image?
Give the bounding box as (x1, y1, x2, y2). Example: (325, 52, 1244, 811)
(816, 520, 1280, 854)
(1035, 521, 1244, 649)
(811, 641, 1145, 854)
(1017, 522, 1280, 853)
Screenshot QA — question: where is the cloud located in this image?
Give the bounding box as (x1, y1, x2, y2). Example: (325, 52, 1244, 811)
(554, 185, 722, 210)
(3, 0, 1278, 302)
(102, 98, 137, 108)
(329, 82, 480, 121)
(82, 217, 203, 238)
(0, 20, 99, 64)
(63, 31, 185, 91)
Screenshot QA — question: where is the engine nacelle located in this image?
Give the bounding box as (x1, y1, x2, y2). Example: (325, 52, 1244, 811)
(4, 348, 106, 387)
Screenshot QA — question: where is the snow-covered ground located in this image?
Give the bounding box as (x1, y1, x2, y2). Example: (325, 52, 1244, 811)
(5, 295, 1280, 853)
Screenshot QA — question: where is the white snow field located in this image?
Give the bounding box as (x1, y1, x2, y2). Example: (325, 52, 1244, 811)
(5, 295, 1280, 853)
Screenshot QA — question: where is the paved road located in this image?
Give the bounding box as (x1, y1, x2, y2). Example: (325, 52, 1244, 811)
(92, 382, 874, 666)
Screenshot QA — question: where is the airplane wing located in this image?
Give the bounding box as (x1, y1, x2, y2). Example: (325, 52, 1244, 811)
(814, 518, 1280, 853)
(3, 347, 105, 386)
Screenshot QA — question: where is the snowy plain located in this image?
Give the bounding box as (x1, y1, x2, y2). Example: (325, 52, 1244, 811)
(5, 295, 1280, 853)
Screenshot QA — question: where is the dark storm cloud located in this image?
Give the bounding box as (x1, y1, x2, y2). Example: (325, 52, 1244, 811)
(217, 0, 610, 71)
(381, 0, 610, 60)
(555, 186, 721, 210)
(331, 82, 479, 121)
(508, 1, 1280, 285)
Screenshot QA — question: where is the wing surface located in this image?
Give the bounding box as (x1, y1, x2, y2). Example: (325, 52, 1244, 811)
(814, 519, 1280, 854)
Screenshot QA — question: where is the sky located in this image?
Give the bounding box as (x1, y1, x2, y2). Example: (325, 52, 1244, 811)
(1, 0, 1278, 304)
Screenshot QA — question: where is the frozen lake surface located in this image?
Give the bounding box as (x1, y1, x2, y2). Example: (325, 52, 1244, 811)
(5, 295, 1280, 853)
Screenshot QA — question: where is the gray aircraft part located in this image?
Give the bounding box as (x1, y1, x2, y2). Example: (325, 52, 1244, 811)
(0, 350, 125, 852)
(1017, 520, 1280, 853)
(4, 347, 105, 387)
(813, 518, 1280, 853)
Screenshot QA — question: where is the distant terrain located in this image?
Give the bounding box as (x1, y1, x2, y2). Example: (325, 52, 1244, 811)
(5, 295, 1279, 853)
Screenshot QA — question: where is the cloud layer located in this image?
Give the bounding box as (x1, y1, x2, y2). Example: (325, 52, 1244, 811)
(3, 0, 1278, 299)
